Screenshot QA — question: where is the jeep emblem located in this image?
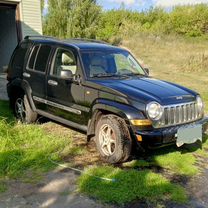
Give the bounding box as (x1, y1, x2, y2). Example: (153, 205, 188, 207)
(176, 96, 183, 100)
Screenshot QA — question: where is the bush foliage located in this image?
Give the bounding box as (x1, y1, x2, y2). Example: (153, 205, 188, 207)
(96, 5, 208, 41)
(43, 2, 208, 41)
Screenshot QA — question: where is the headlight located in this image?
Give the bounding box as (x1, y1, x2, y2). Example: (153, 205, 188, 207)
(196, 96, 204, 115)
(146, 102, 163, 120)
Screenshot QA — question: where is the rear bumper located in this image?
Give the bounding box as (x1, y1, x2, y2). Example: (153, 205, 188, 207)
(135, 116, 208, 148)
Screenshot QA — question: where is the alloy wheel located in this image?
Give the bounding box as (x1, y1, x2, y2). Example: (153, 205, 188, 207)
(99, 124, 116, 156)
(15, 98, 26, 122)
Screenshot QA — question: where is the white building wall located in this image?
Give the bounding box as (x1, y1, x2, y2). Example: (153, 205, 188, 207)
(21, 0, 42, 37)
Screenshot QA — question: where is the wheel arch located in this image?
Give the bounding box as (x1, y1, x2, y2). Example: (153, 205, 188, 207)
(87, 98, 145, 140)
(7, 79, 36, 111)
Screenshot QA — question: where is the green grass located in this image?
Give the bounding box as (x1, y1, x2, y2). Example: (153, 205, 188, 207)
(0, 100, 77, 186)
(0, 100, 13, 122)
(0, 121, 72, 178)
(78, 166, 187, 205)
(79, 139, 208, 205)
(153, 151, 198, 176)
(0, 181, 7, 193)
(124, 138, 208, 177)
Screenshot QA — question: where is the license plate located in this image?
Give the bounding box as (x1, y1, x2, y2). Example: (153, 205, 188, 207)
(176, 124, 202, 147)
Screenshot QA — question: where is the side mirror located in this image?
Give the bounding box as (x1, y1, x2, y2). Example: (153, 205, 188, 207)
(144, 68, 149, 75)
(60, 70, 73, 79)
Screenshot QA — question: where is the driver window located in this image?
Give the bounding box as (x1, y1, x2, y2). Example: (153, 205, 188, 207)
(52, 48, 77, 77)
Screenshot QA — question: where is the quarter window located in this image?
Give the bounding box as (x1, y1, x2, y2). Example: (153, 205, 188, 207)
(12, 42, 30, 71)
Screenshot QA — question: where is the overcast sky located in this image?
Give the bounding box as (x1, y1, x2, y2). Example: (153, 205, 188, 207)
(97, 0, 208, 11)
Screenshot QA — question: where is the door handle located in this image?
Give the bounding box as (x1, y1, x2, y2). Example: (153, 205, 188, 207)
(48, 80, 58, 86)
(23, 72, 31, 78)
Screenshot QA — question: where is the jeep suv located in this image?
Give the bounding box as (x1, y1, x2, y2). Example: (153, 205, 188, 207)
(7, 36, 208, 164)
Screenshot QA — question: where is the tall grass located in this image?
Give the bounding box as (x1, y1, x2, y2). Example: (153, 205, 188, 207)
(122, 34, 208, 112)
(0, 120, 72, 179)
(0, 101, 75, 183)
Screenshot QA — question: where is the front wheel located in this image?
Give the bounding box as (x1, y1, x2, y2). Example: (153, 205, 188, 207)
(14, 95, 37, 123)
(95, 115, 132, 164)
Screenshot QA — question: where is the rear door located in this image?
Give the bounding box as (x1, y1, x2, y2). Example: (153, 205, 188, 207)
(24, 44, 52, 110)
(46, 46, 88, 126)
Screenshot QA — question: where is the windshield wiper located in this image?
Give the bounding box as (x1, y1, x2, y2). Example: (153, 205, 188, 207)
(92, 73, 127, 78)
(91, 73, 146, 78)
(123, 73, 147, 77)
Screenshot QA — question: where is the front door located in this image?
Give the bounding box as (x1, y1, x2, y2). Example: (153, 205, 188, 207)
(46, 47, 88, 126)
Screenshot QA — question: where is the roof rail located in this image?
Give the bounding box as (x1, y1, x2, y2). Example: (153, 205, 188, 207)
(24, 36, 109, 45)
(24, 35, 58, 40)
(69, 38, 109, 44)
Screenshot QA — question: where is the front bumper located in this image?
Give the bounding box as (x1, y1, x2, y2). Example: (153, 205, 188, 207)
(135, 116, 208, 148)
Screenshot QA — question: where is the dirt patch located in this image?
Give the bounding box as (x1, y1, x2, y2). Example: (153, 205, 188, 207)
(0, 168, 115, 208)
(187, 161, 208, 207)
(41, 122, 105, 168)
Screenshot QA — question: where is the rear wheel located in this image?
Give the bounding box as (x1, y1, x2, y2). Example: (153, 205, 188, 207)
(95, 115, 132, 164)
(14, 94, 37, 123)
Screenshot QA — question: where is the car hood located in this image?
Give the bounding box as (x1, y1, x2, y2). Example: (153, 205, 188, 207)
(91, 77, 197, 105)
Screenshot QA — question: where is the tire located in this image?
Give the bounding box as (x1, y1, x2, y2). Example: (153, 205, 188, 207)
(95, 114, 132, 164)
(13, 94, 37, 123)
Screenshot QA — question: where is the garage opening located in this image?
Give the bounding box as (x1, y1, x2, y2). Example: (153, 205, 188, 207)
(0, 3, 21, 73)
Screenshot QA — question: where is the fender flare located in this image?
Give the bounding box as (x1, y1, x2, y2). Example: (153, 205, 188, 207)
(7, 79, 36, 111)
(21, 80, 36, 111)
(87, 98, 145, 137)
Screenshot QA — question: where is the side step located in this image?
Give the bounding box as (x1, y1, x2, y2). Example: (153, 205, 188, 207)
(36, 110, 87, 132)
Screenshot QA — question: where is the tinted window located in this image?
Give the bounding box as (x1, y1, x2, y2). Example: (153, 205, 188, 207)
(52, 48, 77, 77)
(81, 50, 145, 78)
(12, 42, 30, 71)
(34, 45, 51, 72)
(28, 45, 39, 69)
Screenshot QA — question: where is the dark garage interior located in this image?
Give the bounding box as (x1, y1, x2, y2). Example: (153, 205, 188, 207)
(0, 4, 19, 73)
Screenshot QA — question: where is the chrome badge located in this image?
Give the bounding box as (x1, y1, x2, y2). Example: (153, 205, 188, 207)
(176, 96, 183, 100)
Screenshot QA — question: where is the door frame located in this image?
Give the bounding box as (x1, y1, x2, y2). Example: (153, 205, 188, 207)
(0, 1, 22, 42)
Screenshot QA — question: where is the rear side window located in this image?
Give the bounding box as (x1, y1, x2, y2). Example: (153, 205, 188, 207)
(34, 45, 51, 72)
(27, 44, 51, 73)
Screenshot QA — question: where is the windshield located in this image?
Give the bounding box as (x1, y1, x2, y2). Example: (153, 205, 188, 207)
(81, 50, 146, 78)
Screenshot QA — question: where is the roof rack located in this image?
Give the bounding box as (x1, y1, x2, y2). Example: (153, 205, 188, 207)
(68, 38, 109, 44)
(24, 35, 58, 40)
(24, 36, 109, 45)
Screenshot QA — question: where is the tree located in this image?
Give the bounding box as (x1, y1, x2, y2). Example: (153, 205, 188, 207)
(40, 0, 45, 15)
(43, 0, 101, 39)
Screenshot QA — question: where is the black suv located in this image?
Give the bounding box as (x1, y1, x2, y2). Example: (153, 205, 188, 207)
(7, 36, 208, 164)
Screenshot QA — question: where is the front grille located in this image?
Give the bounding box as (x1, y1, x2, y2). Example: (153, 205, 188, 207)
(153, 102, 202, 128)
